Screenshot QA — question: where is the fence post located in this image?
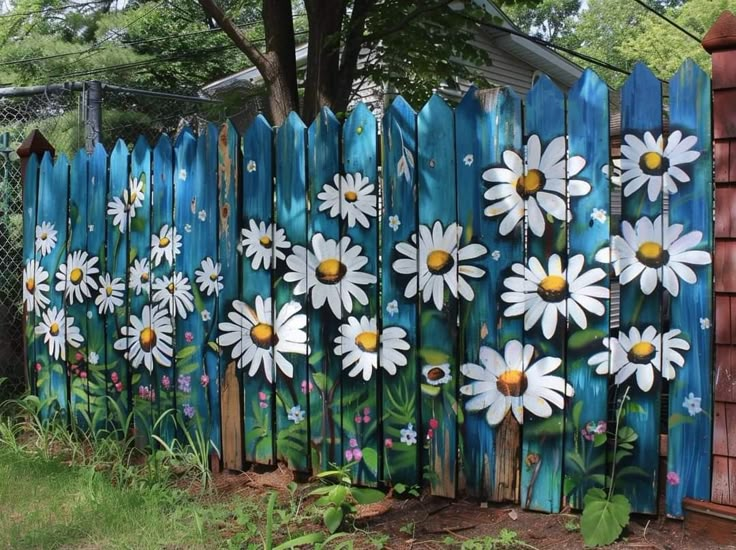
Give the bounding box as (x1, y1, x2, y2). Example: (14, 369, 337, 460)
(703, 11, 736, 507)
(84, 80, 103, 152)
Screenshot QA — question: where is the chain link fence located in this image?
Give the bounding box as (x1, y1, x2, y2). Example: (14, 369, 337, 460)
(0, 82, 256, 399)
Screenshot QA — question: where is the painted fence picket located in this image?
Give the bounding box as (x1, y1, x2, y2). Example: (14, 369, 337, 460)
(417, 94, 458, 497)
(381, 96, 420, 486)
(274, 112, 310, 472)
(342, 103, 379, 484)
(307, 107, 342, 472)
(456, 86, 524, 501)
(521, 75, 567, 513)
(21, 153, 39, 393)
(67, 150, 91, 426)
(216, 121, 243, 470)
(618, 62, 664, 515)
(174, 128, 212, 439)
(565, 69, 611, 509)
(35, 152, 68, 419)
(666, 60, 714, 518)
(127, 136, 151, 435)
(241, 115, 276, 465)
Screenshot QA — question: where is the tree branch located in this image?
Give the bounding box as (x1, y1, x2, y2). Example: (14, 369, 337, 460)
(361, 0, 454, 43)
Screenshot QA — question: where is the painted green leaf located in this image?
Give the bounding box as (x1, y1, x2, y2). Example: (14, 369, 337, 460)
(572, 400, 584, 430)
(361, 447, 378, 475)
(420, 384, 441, 397)
(593, 433, 607, 447)
(668, 413, 695, 429)
(568, 329, 606, 351)
(207, 341, 220, 353)
(418, 348, 450, 365)
(581, 488, 631, 547)
(309, 350, 325, 366)
(176, 345, 197, 360)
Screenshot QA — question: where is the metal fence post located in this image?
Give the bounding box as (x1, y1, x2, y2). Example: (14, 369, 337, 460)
(84, 80, 103, 152)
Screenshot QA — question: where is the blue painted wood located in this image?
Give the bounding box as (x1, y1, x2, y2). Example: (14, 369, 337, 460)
(35, 152, 69, 419)
(126, 136, 151, 437)
(381, 97, 420, 486)
(202, 123, 221, 460)
(274, 112, 310, 472)
(87, 143, 108, 430)
(67, 149, 91, 427)
(151, 134, 177, 443)
(618, 63, 663, 514)
(307, 107, 342, 472)
(107, 140, 132, 430)
(666, 60, 713, 518)
(456, 86, 524, 501)
(216, 121, 243, 470)
(565, 70, 611, 509)
(521, 75, 567, 513)
(417, 94, 458, 497)
(342, 103, 380, 485)
(22, 153, 39, 393)
(174, 127, 211, 440)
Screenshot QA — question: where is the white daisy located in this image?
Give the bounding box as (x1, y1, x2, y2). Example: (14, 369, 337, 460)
(386, 299, 399, 317)
(481, 135, 588, 237)
(423, 363, 451, 385)
(247, 160, 257, 173)
(333, 316, 410, 381)
(317, 172, 377, 229)
(388, 215, 401, 232)
(682, 392, 702, 416)
(107, 197, 132, 233)
(128, 176, 144, 210)
(198, 209, 207, 222)
(400, 423, 417, 445)
(460, 340, 573, 426)
(217, 296, 309, 383)
(240, 220, 291, 270)
(619, 131, 700, 200)
(201, 310, 211, 322)
(113, 305, 173, 372)
(55, 250, 100, 305)
(23, 260, 50, 315)
(35, 222, 57, 257)
(591, 208, 607, 224)
(463, 154, 474, 166)
(612, 215, 711, 296)
(194, 257, 223, 297)
(288, 405, 305, 423)
(152, 272, 195, 319)
(285, 234, 376, 319)
(501, 254, 608, 339)
(35, 306, 83, 361)
(589, 326, 689, 391)
(128, 258, 151, 296)
(150, 224, 182, 267)
(602, 158, 622, 186)
(392, 221, 487, 310)
(95, 273, 124, 315)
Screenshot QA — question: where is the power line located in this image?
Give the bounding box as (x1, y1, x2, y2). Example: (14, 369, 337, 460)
(0, 0, 107, 18)
(631, 0, 701, 43)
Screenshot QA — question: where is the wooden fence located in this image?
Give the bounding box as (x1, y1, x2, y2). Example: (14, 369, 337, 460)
(21, 61, 713, 518)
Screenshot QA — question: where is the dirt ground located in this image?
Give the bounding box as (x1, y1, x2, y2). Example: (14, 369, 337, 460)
(207, 465, 733, 549)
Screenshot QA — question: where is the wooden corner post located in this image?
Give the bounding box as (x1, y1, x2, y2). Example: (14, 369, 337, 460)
(703, 11, 736, 508)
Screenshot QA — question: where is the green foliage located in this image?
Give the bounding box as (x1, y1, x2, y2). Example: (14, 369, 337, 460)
(309, 462, 385, 533)
(393, 482, 421, 498)
(580, 489, 631, 547)
(444, 528, 533, 549)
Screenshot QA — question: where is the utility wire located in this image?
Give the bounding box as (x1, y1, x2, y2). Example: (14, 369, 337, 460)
(0, 0, 107, 18)
(631, 0, 701, 43)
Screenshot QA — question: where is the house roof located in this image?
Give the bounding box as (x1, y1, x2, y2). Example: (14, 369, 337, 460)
(202, 1, 584, 96)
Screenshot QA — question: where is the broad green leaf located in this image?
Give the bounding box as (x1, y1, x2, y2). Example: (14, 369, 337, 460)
(572, 400, 584, 430)
(323, 506, 343, 533)
(176, 345, 197, 360)
(274, 533, 326, 550)
(581, 489, 631, 547)
(361, 447, 378, 475)
(351, 487, 385, 505)
(668, 413, 695, 429)
(593, 433, 607, 447)
(329, 485, 348, 506)
(418, 348, 450, 365)
(568, 329, 606, 351)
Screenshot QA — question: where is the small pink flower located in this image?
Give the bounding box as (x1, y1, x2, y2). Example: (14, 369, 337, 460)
(349, 438, 358, 448)
(363, 407, 371, 415)
(345, 449, 354, 461)
(301, 380, 314, 394)
(115, 382, 123, 392)
(161, 375, 171, 390)
(429, 418, 439, 430)
(363, 415, 371, 423)
(352, 448, 363, 461)
(355, 415, 362, 424)
(384, 438, 393, 449)
(35, 362, 42, 372)
(184, 331, 194, 343)
(258, 391, 267, 401)
(594, 421, 607, 434)
(200, 374, 209, 387)
(259, 402, 268, 408)
(427, 428, 434, 439)
(111, 372, 119, 383)
(667, 471, 680, 486)
(75, 352, 84, 362)
(79, 371, 87, 379)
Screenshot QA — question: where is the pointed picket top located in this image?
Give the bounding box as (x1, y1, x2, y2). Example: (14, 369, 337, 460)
(458, 85, 479, 108)
(283, 110, 307, 132)
(155, 132, 173, 154)
(53, 153, 69, 172)
(92, 141, 107, 160)
(386, 94, 416, 117)
(310, 105, 340, 133)
(245, 114, 273, 140)
(621, 62, 662, 133)
(527, 73, 563, 102)
(570, 68, 607, 101)
(133, 134, 150, 157)
(112, 138, 129, 161)
(175, 125, 195, 147)
(623, 61, 660, 91)
(672, 57, 709, 87)
(419, 93, 453, 119)
(40, 150, 53, 172)
(345, 101, 375, 131)
(73, 148, 87, 167)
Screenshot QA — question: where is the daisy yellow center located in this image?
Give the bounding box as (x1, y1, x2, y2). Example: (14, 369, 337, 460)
(106, 286, 114, 297)
(427, 250, 454, 275)
(209, 273, 218, 281)
(496, 370, 528, 397)
(344, 190, 358, 203)
(639, 151, 668, 175)
(139, 327, 157, 352)
(129, 190, 138, 204)
(628, 341, 656, 364)
(259, 235, 273, 248)
(26, 278, 35, 293)
(425, 366, 447, 382)
(251, 323, 278, 348)
(537, 275, 567, 303)
(636, 241, 668, 268)
(355, 331, 378, 353)
(159, 236, 170, 248)
(167, 282, 175, 294)
(141, 272, 149, 282)
(70, 268, 84, 285)
(515, 169, 545, 198)
(49, 322, 60, 336)
(40, 232, 48, 240)
(316, 259, 347, 285)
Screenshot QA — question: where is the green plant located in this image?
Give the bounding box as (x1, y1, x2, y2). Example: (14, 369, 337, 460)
(580, 387, 633, 547)
(399, 521, 415, 537)
(564, 519, 580, 532)
(309, 462, 385, 533)
(445, 528, 535, 549)
(393, 482, 421, 498)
